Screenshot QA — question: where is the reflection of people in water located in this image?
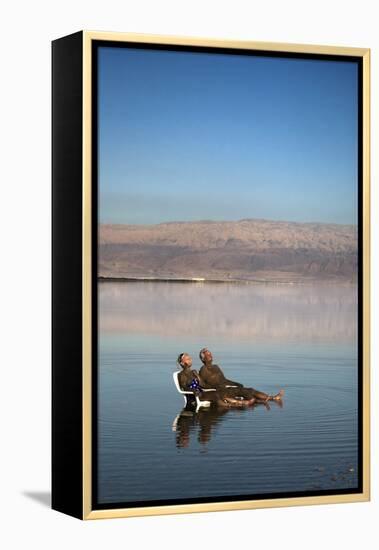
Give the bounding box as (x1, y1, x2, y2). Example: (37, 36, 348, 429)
(198, 348, 284, 403)
(177, 353, 256, 408)
(174, 406, 231, 448)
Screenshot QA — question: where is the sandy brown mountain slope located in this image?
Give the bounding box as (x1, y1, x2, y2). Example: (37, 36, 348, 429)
(99, 219, 357, 282)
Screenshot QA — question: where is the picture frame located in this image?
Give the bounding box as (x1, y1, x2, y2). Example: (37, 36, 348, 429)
(52, 30, 370, 520)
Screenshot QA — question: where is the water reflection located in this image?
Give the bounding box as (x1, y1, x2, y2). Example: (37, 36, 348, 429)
(173, 401, 283, 449)
(99, 281, 357, 343)
(172, 406, 230, 448)
(98, 281, 358, 503)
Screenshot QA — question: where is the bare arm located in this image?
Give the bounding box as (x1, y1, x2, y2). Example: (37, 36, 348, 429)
(198, 367, 216, 389)
(216, 365, 243, 387)
(223, 378, 243, 387)
(192, 370, 202, 383)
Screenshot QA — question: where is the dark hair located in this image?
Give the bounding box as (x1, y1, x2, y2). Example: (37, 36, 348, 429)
(177, 353, 186, 367)
(199, 348, 208, 363)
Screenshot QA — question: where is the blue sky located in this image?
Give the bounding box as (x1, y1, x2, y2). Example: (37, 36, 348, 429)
(98, 46, 358, 225)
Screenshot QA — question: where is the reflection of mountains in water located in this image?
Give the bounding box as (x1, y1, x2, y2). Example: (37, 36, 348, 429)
(99, 282, 357, 343)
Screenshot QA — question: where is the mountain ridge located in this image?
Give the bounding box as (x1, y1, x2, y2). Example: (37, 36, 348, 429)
(99, 219, 357, 282)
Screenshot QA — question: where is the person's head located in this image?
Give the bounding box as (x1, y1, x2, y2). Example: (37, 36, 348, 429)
(177, 352, 192, 369)
(199, 348, 213, 364)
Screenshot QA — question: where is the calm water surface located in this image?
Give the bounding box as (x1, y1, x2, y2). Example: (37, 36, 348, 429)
(98, 282, 358, 504)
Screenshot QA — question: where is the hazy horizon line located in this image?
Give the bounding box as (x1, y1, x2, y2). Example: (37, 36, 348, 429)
(99, 217, 358, 228)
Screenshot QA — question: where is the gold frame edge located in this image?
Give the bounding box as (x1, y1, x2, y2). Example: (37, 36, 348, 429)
(81, 31, 370, 520)
(83, 30, 369, 57)
(362, 49, 371, 501)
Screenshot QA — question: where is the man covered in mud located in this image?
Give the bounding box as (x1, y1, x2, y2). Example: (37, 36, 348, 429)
(198, 348, 284, 403)
(177, 353, 256, 408)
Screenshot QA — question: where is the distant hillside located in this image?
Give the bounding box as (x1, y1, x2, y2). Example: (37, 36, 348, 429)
(99, 219, 358, 283)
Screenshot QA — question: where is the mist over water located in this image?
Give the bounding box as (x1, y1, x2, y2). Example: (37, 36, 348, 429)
(98, 282, 358, 504)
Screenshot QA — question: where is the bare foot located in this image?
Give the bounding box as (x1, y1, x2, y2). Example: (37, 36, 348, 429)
(272, 389, 284, 401)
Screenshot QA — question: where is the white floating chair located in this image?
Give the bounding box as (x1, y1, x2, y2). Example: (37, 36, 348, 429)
(172, 371, 217, 412)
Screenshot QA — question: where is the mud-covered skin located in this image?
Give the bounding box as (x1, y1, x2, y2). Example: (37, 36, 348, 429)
(198, 349, 277, 401)
(198, 363, 242, 389)
(178, 368, 219, 403)
(178, 367, 255, 405)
